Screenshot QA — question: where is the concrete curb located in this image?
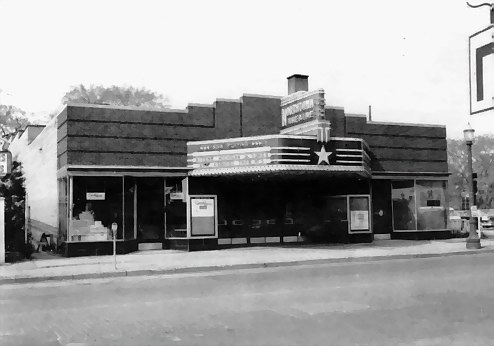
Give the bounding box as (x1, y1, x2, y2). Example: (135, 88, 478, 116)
(1, 248, 494, 285)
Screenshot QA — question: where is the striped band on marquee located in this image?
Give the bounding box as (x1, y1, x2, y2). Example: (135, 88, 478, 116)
(187, 133, 371, 176)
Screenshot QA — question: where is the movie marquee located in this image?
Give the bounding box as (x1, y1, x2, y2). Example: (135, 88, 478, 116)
(187, 133, 371, 176)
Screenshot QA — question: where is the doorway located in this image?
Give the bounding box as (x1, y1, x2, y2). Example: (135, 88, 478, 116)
(371, 180, 393, 234)
(305, 195, 371, 243)
(325, 196, 349, 242)
(136, 178, 165, 241)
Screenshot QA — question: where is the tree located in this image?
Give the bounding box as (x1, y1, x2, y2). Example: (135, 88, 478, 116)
(0, 105, 31, 136)
(448, 135, 494, 210)
(0, 161, 30, 258)
(61, 84, 170, 109)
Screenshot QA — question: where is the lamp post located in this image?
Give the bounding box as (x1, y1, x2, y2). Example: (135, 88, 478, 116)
(464, 124, 481, 249)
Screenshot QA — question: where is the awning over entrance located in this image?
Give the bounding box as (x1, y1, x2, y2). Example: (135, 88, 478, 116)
(58, 165, 191, 178)
(187, 134, 372, 178)
(188, 163, 370, 178)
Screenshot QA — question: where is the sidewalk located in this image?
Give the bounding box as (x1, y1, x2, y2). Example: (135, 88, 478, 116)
(1, 238, 494, 285)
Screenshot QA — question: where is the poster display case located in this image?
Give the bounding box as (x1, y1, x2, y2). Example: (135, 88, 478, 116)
(348, 195, 371, 234)
(188, 195, 217, 239)
(349, 196, 371, 233)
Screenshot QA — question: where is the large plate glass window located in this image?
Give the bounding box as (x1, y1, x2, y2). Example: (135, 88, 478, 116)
(70, 177, 123, 242)
(391, 180, 417, 231)
(416, 180, 447, 230)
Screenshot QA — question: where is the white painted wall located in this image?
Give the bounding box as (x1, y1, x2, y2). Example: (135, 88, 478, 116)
(10, 117, 58, 239)
(0, 198, 4, 263)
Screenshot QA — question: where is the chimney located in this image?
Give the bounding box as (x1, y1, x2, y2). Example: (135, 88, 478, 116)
(287, 74, 309, 94)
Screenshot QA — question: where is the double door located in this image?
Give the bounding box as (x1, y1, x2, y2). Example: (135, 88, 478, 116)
(123, 177, 165, 241)
(123, 177, 187, 242)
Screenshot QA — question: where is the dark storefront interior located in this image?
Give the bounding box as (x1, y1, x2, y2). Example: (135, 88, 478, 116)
(190, 175, 373, 244)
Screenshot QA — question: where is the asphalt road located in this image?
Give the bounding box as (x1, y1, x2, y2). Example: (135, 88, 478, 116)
(1, 253, 494, 346)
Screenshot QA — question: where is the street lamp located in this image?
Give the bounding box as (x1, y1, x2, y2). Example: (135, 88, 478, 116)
(464, 124, 481, 249)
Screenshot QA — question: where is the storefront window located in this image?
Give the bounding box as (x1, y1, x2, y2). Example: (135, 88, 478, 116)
(392, 181, 417, 230)
(70, 177, 123, 242)
(58, 178, 68, 242)
(416, 181, 447, 230)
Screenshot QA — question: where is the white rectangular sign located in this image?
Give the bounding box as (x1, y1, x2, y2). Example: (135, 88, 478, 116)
(170, 192, 184, 200)
(86, 192, 105, 200)
(350, 210, 369, 230)
(0, 151, 11, 178)
(191, 198, 215, 217)
(281, 89, 325, 127)
(469, 25, 494, 115)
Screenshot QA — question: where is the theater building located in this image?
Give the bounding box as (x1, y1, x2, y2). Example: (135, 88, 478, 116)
(10, 75, 450, 256)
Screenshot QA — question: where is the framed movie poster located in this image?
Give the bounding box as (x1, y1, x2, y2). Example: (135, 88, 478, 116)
(189, 195, 217, 237)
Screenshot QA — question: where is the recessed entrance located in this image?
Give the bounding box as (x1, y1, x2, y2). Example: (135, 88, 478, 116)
(324, 196, 348, 242)
(123, 176, 187, 251)
(136, 177, 164, 241)
(307, 195, 371, 243)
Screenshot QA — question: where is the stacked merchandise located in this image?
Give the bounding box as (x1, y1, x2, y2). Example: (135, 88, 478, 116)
(70, 210, 110, 241)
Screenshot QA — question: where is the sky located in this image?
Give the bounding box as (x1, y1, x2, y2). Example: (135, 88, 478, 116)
(0, 0, 492, 139)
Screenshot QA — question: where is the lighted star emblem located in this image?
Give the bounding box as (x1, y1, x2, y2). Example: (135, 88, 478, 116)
(315, 145, 331, 165)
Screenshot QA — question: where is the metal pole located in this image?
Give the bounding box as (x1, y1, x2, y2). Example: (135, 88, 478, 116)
(466, 141, 481, 249)
(111, 222, 118, 269)
(113, 231, 116, 270)
(24, 193, 28, 244)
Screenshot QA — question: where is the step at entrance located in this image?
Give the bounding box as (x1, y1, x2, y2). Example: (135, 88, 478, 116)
(138, 242, 163, 251)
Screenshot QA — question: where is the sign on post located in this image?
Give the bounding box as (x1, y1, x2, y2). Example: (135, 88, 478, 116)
(469, 25, 494, 115)
(0, 151, 12, 178)
(111, 222, 118, 269)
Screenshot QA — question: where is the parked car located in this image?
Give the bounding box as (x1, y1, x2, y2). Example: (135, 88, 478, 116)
(481, 216, 494, 230)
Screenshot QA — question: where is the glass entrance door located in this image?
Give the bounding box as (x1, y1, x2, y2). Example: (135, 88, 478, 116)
(325, 196, 349, 242)
(164, 177, 187, 238)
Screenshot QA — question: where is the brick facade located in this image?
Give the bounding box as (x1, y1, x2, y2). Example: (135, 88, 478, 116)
(56, 100, 448, 176)
(57, 96, 282, 169)
(345, 115, 448, 173)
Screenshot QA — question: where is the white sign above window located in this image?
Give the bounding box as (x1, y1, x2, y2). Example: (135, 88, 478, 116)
(86, 192, 105, 200)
